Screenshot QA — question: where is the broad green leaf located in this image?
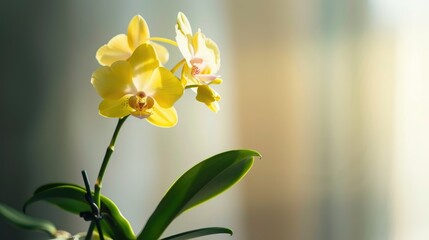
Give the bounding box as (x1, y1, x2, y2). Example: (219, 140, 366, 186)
(0, 203, 57, 236)
(24, 184, 90, 215)
(161, 227, 232, 240)
(138, 149, 260, 240)
(24, 183, 135, 240)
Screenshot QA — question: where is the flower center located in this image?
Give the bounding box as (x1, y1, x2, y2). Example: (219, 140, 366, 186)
(129, 91, 155, 119)
(190, 57, 204, 77)
(191, 65, 201, 76)
(189, 57, 217, 83)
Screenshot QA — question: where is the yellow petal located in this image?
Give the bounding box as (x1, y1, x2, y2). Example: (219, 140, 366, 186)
(176, 12, 192, 36)
(96, 34, 131, 66)
(210, 78, 222, 85)
(127, 43, 160, 90)
(192, 31, 205, 54)
(193, 32, 216, 69)
(175, 12, 194, 63)
(146, 102, 178, 127)
(207, 101, 220, 112)
(175, 27, 193, 62)
(193, 31, 213, 58)
(196, 85, 221, 112)
(127, 15, 150, 50)
(148, 67, 184, 108)
(205, 37, 221, 73)
(91, 61, 136, 99)
(99, 94, 134, 118)
(151, 41, 169, 64)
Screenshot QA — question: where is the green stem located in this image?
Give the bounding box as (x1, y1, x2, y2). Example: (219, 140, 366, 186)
(185, 84, 199, 89)
(85, 222, 95, 240)
(171, 59, 186, 74)
(93, 115, 129, 207)
(149, 37, 178, 47)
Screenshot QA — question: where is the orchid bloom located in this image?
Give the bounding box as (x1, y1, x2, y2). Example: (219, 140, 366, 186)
(96, 15, 169, 66)
(91, 43, 183, 127)
(175, 12, 222, 112)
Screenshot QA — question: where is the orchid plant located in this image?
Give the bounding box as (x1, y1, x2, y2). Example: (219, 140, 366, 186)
(0, 12, 260, 240)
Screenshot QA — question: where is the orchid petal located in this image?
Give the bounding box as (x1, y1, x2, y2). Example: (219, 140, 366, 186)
(99, 94, 134, 118)
(147, 67, 183, 108)
(175, 27, 193, 63)
(96, 34, 131, 66)
(91, 61, 136, 100)
(196, 85, 221, 112)
(146, 103, 178, 127)
(151, 41, 169, 64)
(205, 38, 221, 72)
(127, 15, 150, 50)
(128, 44, 160, 90)
(192, 30, 207, 55)
(176, 12, 192, 36)
(206, 100, 220, 112)
(193, 32, 217, 70)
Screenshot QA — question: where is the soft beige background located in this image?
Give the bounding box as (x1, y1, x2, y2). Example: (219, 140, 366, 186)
(0, 0, 428, 240)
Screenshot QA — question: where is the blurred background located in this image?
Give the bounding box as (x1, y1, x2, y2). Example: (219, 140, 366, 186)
(0, 0, 428, 239)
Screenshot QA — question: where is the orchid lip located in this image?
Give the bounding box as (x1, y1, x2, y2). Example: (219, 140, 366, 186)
(129, 91, 155, 118)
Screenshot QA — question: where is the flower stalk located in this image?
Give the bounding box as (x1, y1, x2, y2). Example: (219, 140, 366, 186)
(93, 115, 129, 207)
(185, 84, 199, 89)
(171, 58, 186, 74)
(85, 222, 96, 240)
(148, 37, 178, 47)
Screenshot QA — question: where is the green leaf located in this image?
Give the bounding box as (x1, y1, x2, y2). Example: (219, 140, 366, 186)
(161, 227, 233, 240)
(51, 232, 114, 240)
(138, 149, 260, 240)
(0, 203, 57, 236)
(24, 184, 90, 215)
(24, 183, 135, 240)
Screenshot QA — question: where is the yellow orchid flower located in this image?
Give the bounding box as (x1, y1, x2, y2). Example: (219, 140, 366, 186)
(91, 43, 183, 127)
(96, 15, 169, 66)
(175, 12, 222, 112)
